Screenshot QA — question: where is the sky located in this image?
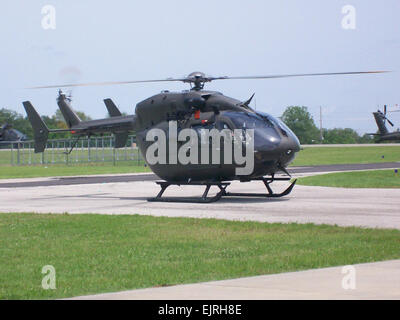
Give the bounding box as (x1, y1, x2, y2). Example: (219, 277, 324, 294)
(0, 0, 399, 134)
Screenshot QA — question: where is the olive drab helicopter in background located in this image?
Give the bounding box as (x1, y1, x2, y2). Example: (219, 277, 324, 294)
(23, 70, 386, 202)
(370, 105, 400, 142)
(0, 123, 27, 145)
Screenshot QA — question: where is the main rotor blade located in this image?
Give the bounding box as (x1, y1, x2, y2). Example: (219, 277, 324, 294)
(27, 70, 388, 89)
(210, 71, 388, 81)
(27, 78, 186, 89)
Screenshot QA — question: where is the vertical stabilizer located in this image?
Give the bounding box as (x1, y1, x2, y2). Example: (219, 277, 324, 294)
(104, 98, 122, 117)
(22, 101, 49, 153)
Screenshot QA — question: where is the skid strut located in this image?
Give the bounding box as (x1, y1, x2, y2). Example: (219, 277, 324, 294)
(147, 176, 297, 203)
(223, 177, 296, 198)
(148, 181, 230, 203)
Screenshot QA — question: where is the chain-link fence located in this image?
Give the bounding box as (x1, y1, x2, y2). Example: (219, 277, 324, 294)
(0, 135, 145, 166)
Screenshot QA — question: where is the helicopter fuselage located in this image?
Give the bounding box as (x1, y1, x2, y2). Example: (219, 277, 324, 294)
(134, 90, 301, 182)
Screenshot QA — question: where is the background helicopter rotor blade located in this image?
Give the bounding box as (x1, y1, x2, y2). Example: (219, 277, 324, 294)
(380, 106, 395, 126)
(385, 117, 394, 127)
(27, 78, 187, 89)
(26, 70, 388, 89)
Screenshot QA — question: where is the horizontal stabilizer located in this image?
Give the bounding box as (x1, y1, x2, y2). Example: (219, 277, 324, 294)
(22, 101, 49, 153)
(114, 132, 129, 148)
(104, 99, 122, 117)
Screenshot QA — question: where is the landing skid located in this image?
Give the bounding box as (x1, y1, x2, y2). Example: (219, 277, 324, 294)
(147, 176, 297, 203)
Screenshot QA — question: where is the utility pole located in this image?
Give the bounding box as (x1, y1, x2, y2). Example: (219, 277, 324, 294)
(319, 106, 323, 143)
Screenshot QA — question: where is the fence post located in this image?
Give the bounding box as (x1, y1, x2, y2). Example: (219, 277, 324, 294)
(10, 143, 14, 165)
(88, 137, 91, 162)
(102, 137, 104, 161)
(64, 141, 68, 165)
(17, 143, 20, 165)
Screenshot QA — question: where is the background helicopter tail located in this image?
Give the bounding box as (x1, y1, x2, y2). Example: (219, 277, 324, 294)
(373, 111, 389, 135)
(22, 101, 49, 153)
(373, 105, 394, 136)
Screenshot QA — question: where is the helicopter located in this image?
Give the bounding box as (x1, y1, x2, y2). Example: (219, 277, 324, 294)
(370, 105, 400, 142)
(23, 70, 386, 202)
(0, 123, 27, 145)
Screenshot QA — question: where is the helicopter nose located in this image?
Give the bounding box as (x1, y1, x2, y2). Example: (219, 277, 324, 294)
(278, 132, 301, 166)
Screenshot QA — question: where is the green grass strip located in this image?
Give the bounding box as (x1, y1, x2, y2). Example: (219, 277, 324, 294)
(0, 163, 150, 179)
(291, 146, 400, 166)
(1, 213, 399, 299)
(298, 169, 400, 188)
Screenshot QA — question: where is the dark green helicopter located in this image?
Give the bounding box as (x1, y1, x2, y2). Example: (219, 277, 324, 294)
(23, 70, 385, 202)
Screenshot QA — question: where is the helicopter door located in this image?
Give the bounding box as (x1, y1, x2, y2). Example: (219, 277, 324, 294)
(215, 117, 235, 168)
(189, 121, 214, 166)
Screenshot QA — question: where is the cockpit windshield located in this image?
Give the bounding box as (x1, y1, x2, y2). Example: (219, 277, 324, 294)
(256, 111, 291, 135)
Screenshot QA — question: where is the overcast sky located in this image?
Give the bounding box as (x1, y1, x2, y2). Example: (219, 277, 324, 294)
(1, 0, 399, 134)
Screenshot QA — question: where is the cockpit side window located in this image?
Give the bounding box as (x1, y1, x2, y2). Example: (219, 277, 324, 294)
(191, 123, 215, 133)
(216, 119, 234, 131)
(229, 112, 273, 129)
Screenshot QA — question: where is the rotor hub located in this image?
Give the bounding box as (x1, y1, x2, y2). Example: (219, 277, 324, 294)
(183, 71, 211, 90)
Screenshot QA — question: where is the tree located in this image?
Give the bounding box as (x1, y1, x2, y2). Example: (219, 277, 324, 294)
(322, 128, 359, 144)
(281, 106, 320, 144)
(0, 107, 93, 140)
(358, 133, 375, 144)
(0, 108, 33, 138)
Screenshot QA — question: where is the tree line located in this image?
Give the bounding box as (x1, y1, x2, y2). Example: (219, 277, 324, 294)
(281, 106, 377, 144)
(0, 108, 92, 139)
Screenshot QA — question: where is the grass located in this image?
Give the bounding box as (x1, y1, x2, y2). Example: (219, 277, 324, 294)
(297, 169, 400, 188)
(1, 213, 400, 299)
(0, 163, 151, 179)
(291, 146, 400, 166)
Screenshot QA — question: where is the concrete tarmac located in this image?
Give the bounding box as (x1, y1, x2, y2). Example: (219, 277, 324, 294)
(0, 173, 400, 229)
(0, 162, 398, 188)
(71, 260, 400, 300)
